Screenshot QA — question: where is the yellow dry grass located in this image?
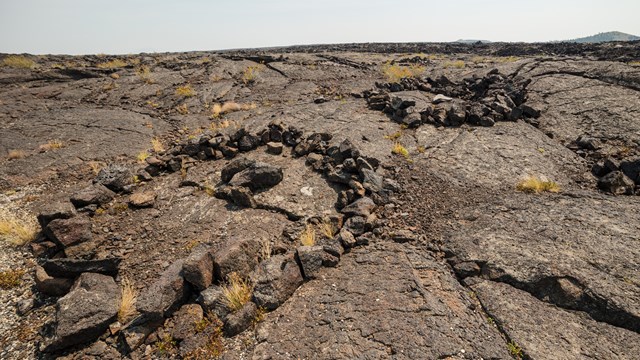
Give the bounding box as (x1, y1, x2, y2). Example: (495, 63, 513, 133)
(516, 176, 560, 194)
(0, 269, 26, 289)
(88, 161, 105, 175)
(319, 219, 335, 238)
(136, 151, 149, 163)
(222, 273, 252, 312)
(211, 102, 256, 118)
(381, 62, 425, 82)
(259, 239, 272, 261)
(444, 60, 466, 69)
(151, 137, 164, 153)
(39, 139, 65, 152)
(0, 212, 37, 246)
(176, 103, 189, 115)
(96, 59, 127, 69)
(2, 56, 36, 69)
(299, 224, 316, 246)
(242, 65, 261, 85)
(118, 277, 138, 323)
(7, 150, 26, 160)
(392, 142, 410, 158)
(176, 84, 196, 97)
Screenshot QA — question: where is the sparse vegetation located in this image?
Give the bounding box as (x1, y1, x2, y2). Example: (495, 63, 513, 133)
(39, 139, 65, 152)
(319, 219, 335, 238)
(111, 203, 129, 214)
(416, 145, 426, 153)
(0, 269, 26, 289)
(629, 61, 640, 66)
(137, 65, 153, 83)
(2, 55, 36, 69)
(210, 119, 232, 131)
(381, 62, 425, 82)
(176, 84, 196, 97)
(384, 130, 402, 141)
(151, 137, 164, 153)
(299, 223, 316, 246)
(444, 60, 466, 69)
(184, 239, 201, 251)
(516, 176, 560, 194)
(136, 151, 149, 163)
(176, 103, 189, 115)
(118, 277, 137, 323)
(203, 181, 216, 197)
(211, 102, 256, 118)
(242, 65, 261, 85)
(259, 239, 272, 261)
(7, 150, 26, 160)
(221, 273, 252, 312)
(507, 341, 524, 358)
(96, 59, 127, 69)
(88, 161, 105, 175)
(253, 306, 267, 327)
(392, 142, 410, 158)
(495, 56, 520, 63)
(185, 313, 224, 360)
(155, 334, 177, 356)
(0, 213, 37, 245)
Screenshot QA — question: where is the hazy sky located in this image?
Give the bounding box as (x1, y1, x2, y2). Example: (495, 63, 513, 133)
(1, 0, 639, 55)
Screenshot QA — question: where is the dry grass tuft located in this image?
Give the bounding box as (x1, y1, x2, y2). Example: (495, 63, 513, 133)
(495, 56, 520, 63)
(211, 102, 256, 118)
(118, 277, 138, 323)
(0, 269, 26, 289)
(299, 224, 316, 246)
(0, 212, 37, 246)
(209, 119, 232, 131)
(97, 59, 127, 69)
(88, 161, 105, 175)
(259, 239, 272, 261)
(39, 139, 65, 152)
(7, 150, 26, 160)
(242, 65, 261, 85)
(176, 103, 189, 115)
(136, 151, 149, 163)
(384, 130, 402, 141)
(392, 142, 410, 158)
(2, 56, 36, 69)
(203, 181, 216, 197)
(444, 60, 466, 69)
(381, 62, 425, 82)
(516, 176, 560, 194)
(222, 272, 252, 312)
(176, 84, 196, 97)
(137, 65, 153, 83)
(151, 137, 164, 153)
(319, 219, 335, 239)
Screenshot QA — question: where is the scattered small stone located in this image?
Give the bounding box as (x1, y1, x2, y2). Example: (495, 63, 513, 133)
(129, 190, 156, 208)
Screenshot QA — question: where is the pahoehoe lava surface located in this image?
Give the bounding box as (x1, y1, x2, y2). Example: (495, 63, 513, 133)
(1, 42, 639, 360)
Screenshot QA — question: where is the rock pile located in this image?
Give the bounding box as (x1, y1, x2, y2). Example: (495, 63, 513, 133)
(593, 156, 640, 195)
(365, 69, 540, 129)
(28, 120, 401, 357)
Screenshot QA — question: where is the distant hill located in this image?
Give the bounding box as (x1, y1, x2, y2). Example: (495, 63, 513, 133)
(454, 39, 492, 44)
(567, 31, 640, 43)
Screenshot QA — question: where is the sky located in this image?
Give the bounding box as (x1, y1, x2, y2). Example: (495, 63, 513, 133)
(1, 0, 639, 55)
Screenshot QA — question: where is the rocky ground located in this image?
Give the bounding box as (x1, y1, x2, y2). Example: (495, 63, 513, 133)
(0, 41, 639, 359)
